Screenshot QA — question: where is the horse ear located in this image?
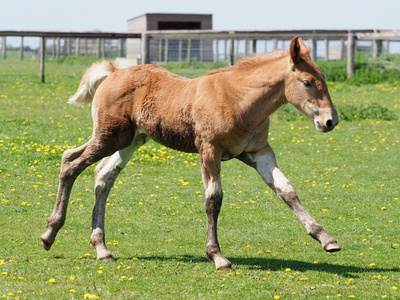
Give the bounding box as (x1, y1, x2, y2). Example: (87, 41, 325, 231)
(289, 36, 301, 64)
(290, 37, 311, 65)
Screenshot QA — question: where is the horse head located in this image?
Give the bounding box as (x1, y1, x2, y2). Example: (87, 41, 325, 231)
(285, 36, 339, 132)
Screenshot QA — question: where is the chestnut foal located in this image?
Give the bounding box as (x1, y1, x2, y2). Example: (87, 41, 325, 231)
(41, 37, 340, 270)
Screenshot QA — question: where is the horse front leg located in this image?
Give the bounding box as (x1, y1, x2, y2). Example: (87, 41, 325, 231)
(200, 145, 231, 270)
(238, 145, 340, 252)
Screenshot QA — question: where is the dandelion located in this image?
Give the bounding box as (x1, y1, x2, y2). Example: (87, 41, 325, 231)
(48, 278, 55, 283)
(392, 286, 398, 290)
(84, 294, 99, 299)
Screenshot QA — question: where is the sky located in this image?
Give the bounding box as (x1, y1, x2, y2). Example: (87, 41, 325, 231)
(0, 0, 398, 33)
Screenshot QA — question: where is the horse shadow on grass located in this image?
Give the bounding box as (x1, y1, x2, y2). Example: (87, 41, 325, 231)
(123, 254, 400, 278)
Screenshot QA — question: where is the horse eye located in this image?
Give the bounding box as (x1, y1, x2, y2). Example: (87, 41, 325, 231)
(303, 80, 311, 87)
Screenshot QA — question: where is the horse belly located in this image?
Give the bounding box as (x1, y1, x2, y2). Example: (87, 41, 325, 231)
(141, 119, 198, 153)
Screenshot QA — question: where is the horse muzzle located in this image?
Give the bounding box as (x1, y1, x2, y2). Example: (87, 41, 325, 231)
(314, 111, 339, 132)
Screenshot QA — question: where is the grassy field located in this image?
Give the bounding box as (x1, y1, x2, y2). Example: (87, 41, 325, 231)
(0, 58, 399, 299)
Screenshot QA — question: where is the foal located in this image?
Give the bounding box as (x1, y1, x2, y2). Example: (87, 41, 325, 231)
(41, 37, 340, 270)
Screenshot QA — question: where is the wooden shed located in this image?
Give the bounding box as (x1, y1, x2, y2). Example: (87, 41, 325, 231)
(126, 13, 213, 61)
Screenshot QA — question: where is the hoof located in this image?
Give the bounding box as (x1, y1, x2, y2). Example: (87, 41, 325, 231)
(214, 257, 232, 270)
(324, 242, 341, 253)
(40, 236, 52, 251)
(216, 261, 232, 270)
(97, 254, 115, 262)
(206, 253, 232, 270)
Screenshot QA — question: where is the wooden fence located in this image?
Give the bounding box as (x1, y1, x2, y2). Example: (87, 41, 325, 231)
(0, 31, 141, 82)
(1, 29, 400, 82)
(141, 29, 400, 78)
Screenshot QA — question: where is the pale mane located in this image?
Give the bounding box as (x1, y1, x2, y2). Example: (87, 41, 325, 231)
(205, 49, 287, 76)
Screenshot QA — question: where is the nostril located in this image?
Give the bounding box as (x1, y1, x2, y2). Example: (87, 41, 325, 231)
(326, 119, 334, 129)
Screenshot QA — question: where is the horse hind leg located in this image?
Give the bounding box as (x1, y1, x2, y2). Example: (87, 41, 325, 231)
(90, 133, 149, 261)
(40, 139, 109, 251)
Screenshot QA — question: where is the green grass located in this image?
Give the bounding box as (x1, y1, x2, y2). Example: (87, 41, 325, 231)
(316, 53, 400, 85)
(0, 58, 400, 299)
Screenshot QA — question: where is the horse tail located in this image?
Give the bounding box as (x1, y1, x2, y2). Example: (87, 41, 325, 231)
(68, 60, 119, 105)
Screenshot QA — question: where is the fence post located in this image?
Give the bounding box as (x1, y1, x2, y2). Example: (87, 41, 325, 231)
(272, 39, 277, 51)
(229, 39, 234, 65)
(158, 39, 162, 62)
(347, 32, 356, 78)
(56, 38, 60, 58)
(66, 38, 71, 56)
(40, 36, 46, 83)
(324, 39, 329, 61)
(118, 39, 123, 57)
(164, 39, 169, 63)
(187, 39, 192, 65)
(51, 38, 56, 59)
(200, 39, 204, 62)
(2, 36, 6, 60)
(75, 38, 80, 56)
(339, 39, 344, 60)
(244, 39, 249, 56)
(97, 38, 101, 58)
(101, 39, 105, 58)
(141, 33, 150, 64)
(20, 36, 24, 60)
(372, 30, 382, 58)
(178, 39, 182, 61)
(215, 40, 219, 62)
(85, 39, 89, 55)
(308, 38, 316, 61)
(224, 40, 227, 61)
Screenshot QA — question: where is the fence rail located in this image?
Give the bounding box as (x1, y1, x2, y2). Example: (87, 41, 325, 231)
(141, 29, 400, 78)
(1, 29, 400, 82)
(0, 31, 141, 82)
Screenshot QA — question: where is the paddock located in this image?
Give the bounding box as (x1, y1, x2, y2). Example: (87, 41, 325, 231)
(0, 54, 399, 298)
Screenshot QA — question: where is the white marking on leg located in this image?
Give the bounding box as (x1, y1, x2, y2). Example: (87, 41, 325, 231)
(241, 145, 340, 252)
(91, 132, 149, 260)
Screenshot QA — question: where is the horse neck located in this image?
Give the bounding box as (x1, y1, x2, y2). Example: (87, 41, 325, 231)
(229, 56, 289, 121)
